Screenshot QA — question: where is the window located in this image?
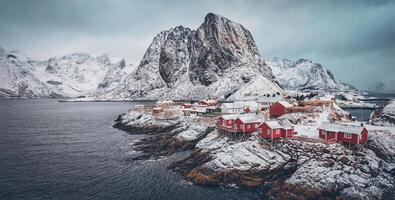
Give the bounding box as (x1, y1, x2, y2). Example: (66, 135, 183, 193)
(268, 129, 272, 134)
(344, 133, 352, 139)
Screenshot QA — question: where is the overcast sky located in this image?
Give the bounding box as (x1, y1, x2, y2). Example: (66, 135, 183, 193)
(0, 0, 394, 91)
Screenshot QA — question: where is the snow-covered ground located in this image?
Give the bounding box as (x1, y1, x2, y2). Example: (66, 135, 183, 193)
(175, 125, 207, 141)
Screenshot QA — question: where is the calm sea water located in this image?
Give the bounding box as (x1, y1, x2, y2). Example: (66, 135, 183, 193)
(0, 100, 263, 200)
(345, 92, 395, 121)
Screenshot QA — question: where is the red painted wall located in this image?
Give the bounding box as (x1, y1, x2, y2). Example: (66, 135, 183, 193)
(319, 128, 368, 144)
(234, 119, 258, 132)
(270, 102, 286, 117)
(258, 123, 293, 139)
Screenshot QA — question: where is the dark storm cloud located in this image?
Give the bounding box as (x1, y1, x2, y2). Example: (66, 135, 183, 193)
(0, 0, 394, 91)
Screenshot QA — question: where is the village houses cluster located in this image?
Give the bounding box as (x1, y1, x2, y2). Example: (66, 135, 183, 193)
(135, 93, 369, 146)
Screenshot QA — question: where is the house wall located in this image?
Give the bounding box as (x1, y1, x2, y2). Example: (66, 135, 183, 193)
(318, 129, 336, 140)
(217, 118, 224, 126)
(270, 103, 286, 117)
(337, 132, 358, 144)
(359, 128, 368, 144)
(225, 119, 234, 127)
(285, 129, 294, 138)
(234, 119, 258, 133)
(258, 123, 284, 139)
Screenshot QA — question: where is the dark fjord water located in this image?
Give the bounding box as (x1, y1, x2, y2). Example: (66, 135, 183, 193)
(0, 100, 263, 200)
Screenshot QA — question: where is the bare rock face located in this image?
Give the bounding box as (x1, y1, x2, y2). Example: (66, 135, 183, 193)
(159, 26, 195, 87)
(189, 13, 272, 86)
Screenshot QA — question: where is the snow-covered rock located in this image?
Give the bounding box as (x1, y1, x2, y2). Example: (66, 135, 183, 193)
(267, 58, 355, 93)
(0, 47, 53, 98)
(372, 99, 395, 126)
(106, 13, 282, 100)
(113, 110, 182, 134)
(176, 125, 207, 141)
(0, 46, 131, 98)
(173, 131, 395, 199)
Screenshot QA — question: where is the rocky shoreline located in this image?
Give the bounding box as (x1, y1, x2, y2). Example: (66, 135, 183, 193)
(114, 111, 395, 200)
(113, 111, 215, 160)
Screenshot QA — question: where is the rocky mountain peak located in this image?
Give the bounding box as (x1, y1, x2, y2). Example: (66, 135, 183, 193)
(108, 13, 281, 100)
(96, 54, 111, 65)
(189, 13, 270, 86)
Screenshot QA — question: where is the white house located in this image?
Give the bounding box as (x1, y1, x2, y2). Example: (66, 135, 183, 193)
(257, 93, 283, 111)
(221, 101, 259, 114)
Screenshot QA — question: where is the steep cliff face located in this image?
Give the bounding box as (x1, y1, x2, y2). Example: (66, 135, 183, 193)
(109, 13, 281, 100)
(189, 13, 272, 86)
(267, 58, 355, 92)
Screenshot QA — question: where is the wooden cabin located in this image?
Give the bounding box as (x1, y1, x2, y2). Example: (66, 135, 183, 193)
(217, 114, 239, 129)
(317, 122, 368, 145)
(233, 116, 261, 133)
(181, 103, 193, 109)
(269, 101, 293, 117)
(198, 99, 218, 107)
(217, 115, 261, 133)
(258, 119, 294, 139)
(152, 107, 164, 114)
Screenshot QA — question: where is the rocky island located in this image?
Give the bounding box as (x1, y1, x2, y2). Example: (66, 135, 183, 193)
(110, 13, 395, 200)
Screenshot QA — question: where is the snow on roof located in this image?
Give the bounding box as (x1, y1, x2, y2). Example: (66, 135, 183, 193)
(277, 101, 293, 108)
(156, 100, 174, 104)
(257, 94, 282, 103)
(200, 99, 217, 104)
(318, 122, 365, 134)
(221, 114, 241, 120)
(237, 115, 261, 124)
(222, 101, 259, 109)
(263, 119, 293, 129)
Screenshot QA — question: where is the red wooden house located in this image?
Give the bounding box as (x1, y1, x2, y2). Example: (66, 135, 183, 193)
(152, 107, 164, 114)
(233, 116, 261, 133)
(318, 122, 368, 145)
(217, 114, 239, 129)
(258, 119, 294, 139)
(270, 101, 293, 117)
(217, 115, 261, 133)
(198, 99, 218, 107)
(181, 103, 193, 109)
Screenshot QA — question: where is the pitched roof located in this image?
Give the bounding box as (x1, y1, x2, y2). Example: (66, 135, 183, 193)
(257, 94, 283, 103)
(276, 101, 293, 108)
(222, 101, 258, 110)
(221, 114, 240, 120)
(199, 99, 218, 105)
(263, 119, 293, 129)
(237, 115, 261, 124)
(318, 122, 365, 134)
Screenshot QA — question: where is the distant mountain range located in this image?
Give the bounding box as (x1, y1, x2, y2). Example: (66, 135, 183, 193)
(0, 13, 356, 100)
(266, 57, 356, 92)
(0, 46, 134, 99)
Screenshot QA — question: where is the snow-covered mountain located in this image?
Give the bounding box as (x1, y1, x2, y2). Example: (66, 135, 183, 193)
(266, 58, 356, 92)
(0, 46, 132, 99)
(107, 13, 282, 100)
(1, 13, 359, 100)
(0, 47, 53, 98)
